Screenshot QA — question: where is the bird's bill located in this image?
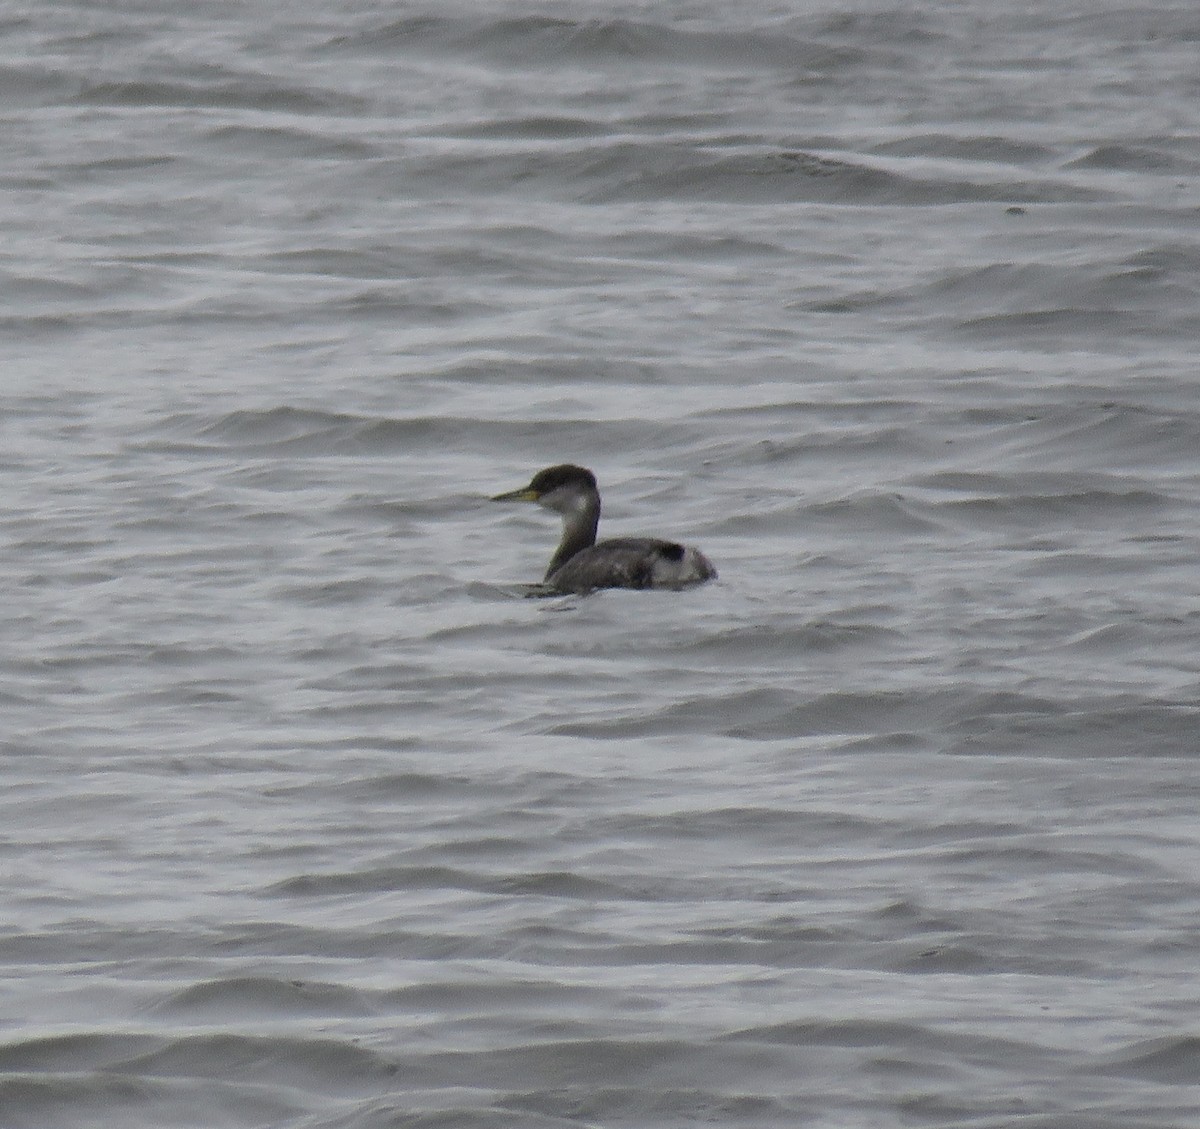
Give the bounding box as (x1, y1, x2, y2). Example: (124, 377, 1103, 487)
(491, 486, 539, 503)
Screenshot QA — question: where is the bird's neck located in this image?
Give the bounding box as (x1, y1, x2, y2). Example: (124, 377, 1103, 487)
(546, 496, 600, 578)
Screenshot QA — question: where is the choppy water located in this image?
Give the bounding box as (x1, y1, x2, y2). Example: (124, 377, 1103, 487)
(4, 1, 1200, 1126)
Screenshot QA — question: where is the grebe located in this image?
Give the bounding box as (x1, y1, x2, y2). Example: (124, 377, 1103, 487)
(491, 464, 717, 594)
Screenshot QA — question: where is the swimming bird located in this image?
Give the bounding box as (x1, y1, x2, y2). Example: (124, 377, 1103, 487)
(491, 464, 717, 594)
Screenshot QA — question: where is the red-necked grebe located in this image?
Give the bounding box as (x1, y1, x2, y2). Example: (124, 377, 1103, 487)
(491, 464, 717, 593)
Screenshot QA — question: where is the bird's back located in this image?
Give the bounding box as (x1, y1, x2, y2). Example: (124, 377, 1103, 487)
(547, 537, 716, 593)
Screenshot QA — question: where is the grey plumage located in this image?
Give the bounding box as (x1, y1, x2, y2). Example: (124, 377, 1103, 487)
(491, 464, 717, 594)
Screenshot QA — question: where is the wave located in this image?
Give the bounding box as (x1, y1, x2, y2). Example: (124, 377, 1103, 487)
(545, 685, 1200, 754)
(142, 404, 703, 462)
(408, 140, 1101, 207)
(74, 75, 364, 116)
(328, 14, 872, 74)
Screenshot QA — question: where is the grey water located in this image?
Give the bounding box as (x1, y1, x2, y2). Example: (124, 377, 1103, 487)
(4, 0, 1200, 1125)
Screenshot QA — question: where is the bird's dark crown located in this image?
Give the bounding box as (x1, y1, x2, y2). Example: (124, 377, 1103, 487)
(528, 464, 598, 495)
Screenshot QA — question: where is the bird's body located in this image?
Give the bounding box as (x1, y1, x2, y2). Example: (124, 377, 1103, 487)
(491, 465, 716, 594)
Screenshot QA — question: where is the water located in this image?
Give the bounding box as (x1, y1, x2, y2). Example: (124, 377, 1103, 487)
(4, 1, 1200, 1125)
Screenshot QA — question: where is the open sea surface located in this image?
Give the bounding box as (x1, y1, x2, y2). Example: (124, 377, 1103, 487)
(4, 0, 1200, 1125)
